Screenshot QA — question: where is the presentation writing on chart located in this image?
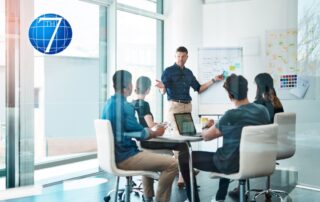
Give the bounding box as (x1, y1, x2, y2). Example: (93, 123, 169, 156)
(198, 47, 243, 107)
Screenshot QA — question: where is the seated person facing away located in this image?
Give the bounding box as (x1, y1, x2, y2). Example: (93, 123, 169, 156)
(254, 73, 284, 123)
(101, 70, 178, 202)
(228, 73, 285, 199)
(131, 76, 158, 129)
(228, 73, 285, 198)
(131, 76, 188, 189)
(178, 74, 270, 202)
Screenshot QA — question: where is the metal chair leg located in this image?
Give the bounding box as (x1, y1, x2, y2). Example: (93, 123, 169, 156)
(247, 179, 250, 191)
(239, 180, 246, 202)
(115, 176, 120, 202)
(124, 177, 132, 202)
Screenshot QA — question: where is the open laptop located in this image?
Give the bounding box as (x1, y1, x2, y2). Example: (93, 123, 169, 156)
(174, 113, 202, 136)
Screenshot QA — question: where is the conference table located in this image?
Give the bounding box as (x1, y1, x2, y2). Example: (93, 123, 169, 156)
(151, 135, 203, 202)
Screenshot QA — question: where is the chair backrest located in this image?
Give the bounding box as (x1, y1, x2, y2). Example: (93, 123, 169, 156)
(274, 112, 296, 160)
(94, 119, 118, 174)
(238, 124, 278, 179)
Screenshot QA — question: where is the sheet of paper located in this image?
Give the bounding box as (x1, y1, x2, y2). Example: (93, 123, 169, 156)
(289, 76, 310, 98)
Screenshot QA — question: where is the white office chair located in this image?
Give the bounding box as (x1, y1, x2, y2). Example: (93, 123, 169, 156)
(94, 119, 159, 202)
(275, 112, 296, 160)
(210, 124, 278, 202)
(252, 112, 296, 201)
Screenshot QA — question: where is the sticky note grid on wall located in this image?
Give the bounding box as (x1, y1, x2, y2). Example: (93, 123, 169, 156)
(280, 74, 297, 88)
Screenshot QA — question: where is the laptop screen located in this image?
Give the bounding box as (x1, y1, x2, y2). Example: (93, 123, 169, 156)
(174, 113, 197, 136)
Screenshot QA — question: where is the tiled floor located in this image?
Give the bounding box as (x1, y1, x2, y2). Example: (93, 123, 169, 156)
(2, 169, 320, 202)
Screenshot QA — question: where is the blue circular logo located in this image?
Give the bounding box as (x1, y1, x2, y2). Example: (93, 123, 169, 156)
(29, 13, 72, 54)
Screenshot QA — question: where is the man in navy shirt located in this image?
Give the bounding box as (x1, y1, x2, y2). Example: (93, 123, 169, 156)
(102, 70, 178, 202)
(155, 46, 223, 187)
(155, 46, 223, 133)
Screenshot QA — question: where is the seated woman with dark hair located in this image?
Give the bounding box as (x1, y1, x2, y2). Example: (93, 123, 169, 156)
(131, 76, 188, 200)
(131, 76, 156, 128)
(254, 73, 284, 123)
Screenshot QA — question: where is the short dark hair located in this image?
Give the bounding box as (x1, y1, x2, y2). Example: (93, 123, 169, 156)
(135, 76, 151, 94)
(113, 70, 132, 92)
(223, 74, 248, 100)
(176, 46, 188, 54)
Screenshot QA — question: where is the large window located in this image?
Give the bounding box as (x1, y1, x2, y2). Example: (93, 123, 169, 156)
(32, 0, 105, 168)
(117, 11, 157, 112)
(0, 0, 6, 188)
(118, 0, 157, 12)
(0, 0, 3, 65)
(2, 0, 163, 187)
(116, 0, 163, 121)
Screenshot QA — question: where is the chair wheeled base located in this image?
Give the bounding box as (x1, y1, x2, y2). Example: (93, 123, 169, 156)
(247, 112, 296, 202)
(247, 176, 288, 202)
(104, 176, 144, 202)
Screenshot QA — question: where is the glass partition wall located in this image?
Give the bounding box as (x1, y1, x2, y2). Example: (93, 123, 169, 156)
(200, 0, 320, 191)
(116, 5, 164, 120)
(2, 0, 164, 189)
(32, 0, 107, 183)
(32, 0, 102, 164)
(0, 0, 6, 189)
(293, 0, 320, 189)
(1, 0, 320, 195)
(3, 0, 108, 187)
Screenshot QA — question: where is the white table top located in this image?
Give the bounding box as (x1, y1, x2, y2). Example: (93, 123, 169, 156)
(151, 134, 203, 143)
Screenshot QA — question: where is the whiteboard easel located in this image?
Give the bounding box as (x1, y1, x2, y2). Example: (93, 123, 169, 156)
(198, 47, 243, 115)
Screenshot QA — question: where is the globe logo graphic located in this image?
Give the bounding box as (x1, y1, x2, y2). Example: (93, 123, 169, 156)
(29, 13, 72, 54)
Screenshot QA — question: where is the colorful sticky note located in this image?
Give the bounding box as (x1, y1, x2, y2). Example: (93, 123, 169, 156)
(223, 71, 229, 78)
(229, 65, 236, 71)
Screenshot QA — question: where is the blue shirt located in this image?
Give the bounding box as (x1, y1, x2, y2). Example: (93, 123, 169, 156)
(101, 93, 150, 163)
(161, 63, 201, 101)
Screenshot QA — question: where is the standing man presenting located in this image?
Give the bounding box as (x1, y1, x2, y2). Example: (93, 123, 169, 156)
(156, 46, 223, 132)
(156, 46, 224, 187)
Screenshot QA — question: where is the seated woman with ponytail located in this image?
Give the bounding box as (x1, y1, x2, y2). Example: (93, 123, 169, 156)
(131, 76, 188, 199)
(254, 73, 284, 123)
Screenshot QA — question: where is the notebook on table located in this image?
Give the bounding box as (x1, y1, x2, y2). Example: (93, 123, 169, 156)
(173, 113, 202, 137)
